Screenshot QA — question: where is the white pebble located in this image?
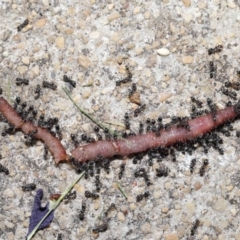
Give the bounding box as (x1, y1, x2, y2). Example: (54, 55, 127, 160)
(156, 48, 170, 56)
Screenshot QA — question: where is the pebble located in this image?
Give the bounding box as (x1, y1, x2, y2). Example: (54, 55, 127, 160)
(162, 207, 169, 213)
(55, 36, 65, 49)
(165, 233, 179, 240)
(117, 212, 125, 222)
(107, 11, 120, 21)
(32, 65, 40, 76)
(182, 0, 191, 7)
(82, 89, 91, 99)
(157, 48, 170, 56)
(213, 198, 228, 212)
(182, 55, 193, 64)
(3, 189, 14, 198)
(193, 181, 202, 190)
(17, 66, 28, 74)
(22, 56, 30, 65)
(5, 221, 14, 229)
(34, 18, 47, 28)
(146, 55, 157, 67)
(235, 232, 240, 240)
(141, 222, 152, 233)
(78, 55, 91, 68)
(129, 92, 141, 105)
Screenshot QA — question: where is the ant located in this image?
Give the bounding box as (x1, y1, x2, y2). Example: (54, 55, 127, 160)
(0, 164, 9, 175)
(16, 78, 29, 86)
(208, 45, 223, 55)
(63, 75, 76, 88)
(136, 191, 150, 202)
(79, 202, 86, 221)
(34, 84, 42, 98)
(190, 158, 196, 173)
(134, 104, 146, 117)
(199, 159, 209, 176)
(17, 19, 29, 31)
(190, 219, 200, 236)
(22, 183, 36, 191)
(118, 163, 125, 180)
(64, 190, 77, 204)
(85, 190, 99, 199)
(42, 81, 57, 90)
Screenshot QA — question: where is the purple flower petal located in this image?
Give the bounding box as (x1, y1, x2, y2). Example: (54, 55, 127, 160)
(26, 189, 54, 237)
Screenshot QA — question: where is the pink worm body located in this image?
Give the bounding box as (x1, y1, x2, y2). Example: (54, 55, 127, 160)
(0, 97, 67, 163)
(71, 105, 239, 162)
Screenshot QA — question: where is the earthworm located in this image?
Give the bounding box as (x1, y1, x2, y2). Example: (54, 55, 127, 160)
(0, 97, 67, 163)
(71, 102, 240, 163)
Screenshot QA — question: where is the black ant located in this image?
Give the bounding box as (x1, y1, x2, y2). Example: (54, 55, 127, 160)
(128, 83, 137, 97)
(17, 19, 29, 31)
(64, 190, 77, 204)
(221, 87, 237, 100)
(92, 223, 108, 234)
(136, 191, 150, 202)
(42, 81, 57, 90)
(63, 75, 76, 88)
(124, 113, 130, 130)
(118, 163, 125, 179)
(43, 145, 48, 160)
(134, 104, 146, 117)
(16, 78, 29, 86)
(0, 164, 9, 175)
(34, 84, 42, 98)
(190, 158, 196, 173)
(156, 166, 169, 177)
(79, 202, 86, 221)
(190, 219, 200, 236)
(85, 190, 99, 199)
(116, 65, 132, 86)
(22, 183, 36, 191)
(208, 45, 223, 55)
(24, 129, 37, 146)
(95, 175, 101, 192)
(57, 233, 63, 240)
(199, 159, 209, 176)
(0, 88, 2, 95)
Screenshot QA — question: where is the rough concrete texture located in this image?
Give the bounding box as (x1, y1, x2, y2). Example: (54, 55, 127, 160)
(1, 0, 240, 239)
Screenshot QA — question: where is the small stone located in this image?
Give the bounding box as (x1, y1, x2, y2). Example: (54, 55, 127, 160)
(227, 0, 237, 8)
(5, 221, 14, 229)
(235, 232, 240, 240)
(157, 48, 170, 56)
(186, 202, 195, 215)
(159, 92, 172, 102)
(182, 55, 193, 64)
(193, 181, 202, 190)
(129, 92, 141, 105)
(3, 188, 15, 198)
(82, 89, 91, 99)
(94, 199, 100, 210)
(117, 212, 125, 222)
(133, 6, 141, 14)
(32, 65, 40, 76)
(22, 56, 30, 65)
(34, 18, 47, 28)
(162, 207, 169, 213)
(107, 11, 120, 21)
(184, 14, 192, 23)
(213, 198, 228, 212)
(17, 65, 28, 74)
(182, 0, 191, 7)
(55, 36, 65, 49)
(65, 28, 74, 35)
(165, 232, 179, 240)
(146, 55, 157, 67)
(78, 55, 91, 68)
(141, 222, 152, 233)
